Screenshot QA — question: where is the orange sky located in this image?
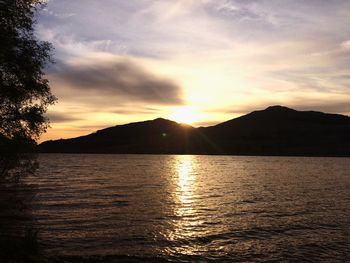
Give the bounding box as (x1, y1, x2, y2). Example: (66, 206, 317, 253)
(37, 0, 350, 142)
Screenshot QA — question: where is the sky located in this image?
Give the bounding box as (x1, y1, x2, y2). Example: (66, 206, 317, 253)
(36, 0, 350, 141)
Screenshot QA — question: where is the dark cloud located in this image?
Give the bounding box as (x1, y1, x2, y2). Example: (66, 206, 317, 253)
(46, 113, 82, 123)
(71, 124, 112, 130)
(50, 59, 183, 105)
(110, 107, 159, 114)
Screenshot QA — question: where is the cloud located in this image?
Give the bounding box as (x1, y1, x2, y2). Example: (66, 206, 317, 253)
(222, 98, 350, 116)
(291, 101, 350, 115)
(49, 59, 183, 105)
(36, 0, 350, 141)
(341, 40, 350, 50)
(110, 107, 158, 114)
(46, 112, 82, 123)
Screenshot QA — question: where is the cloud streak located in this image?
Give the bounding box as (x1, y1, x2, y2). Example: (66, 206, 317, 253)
(49, 59, 183, 105)
(46, 112, 82, 123)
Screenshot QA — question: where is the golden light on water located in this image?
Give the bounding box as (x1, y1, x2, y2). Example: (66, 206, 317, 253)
(167, 155, 202, 249)
(175, 155, 196, 206)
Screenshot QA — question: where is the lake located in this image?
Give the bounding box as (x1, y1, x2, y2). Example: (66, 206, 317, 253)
(26, 154, 350, 261)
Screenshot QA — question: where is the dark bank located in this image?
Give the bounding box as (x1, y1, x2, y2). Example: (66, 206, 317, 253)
(40, 106, 350, 157)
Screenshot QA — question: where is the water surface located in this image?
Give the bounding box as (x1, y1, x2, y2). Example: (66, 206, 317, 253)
(27, 154, 350, 261)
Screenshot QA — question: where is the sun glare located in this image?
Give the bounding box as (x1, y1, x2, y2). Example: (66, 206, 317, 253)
(169, 106, 204, 124)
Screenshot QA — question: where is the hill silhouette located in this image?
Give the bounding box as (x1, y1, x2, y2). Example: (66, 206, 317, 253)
(39, 106, 350, 156)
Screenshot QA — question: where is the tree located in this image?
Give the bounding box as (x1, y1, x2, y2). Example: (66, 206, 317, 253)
(0, 2, 55, 260)
(0, 0, 56, 181)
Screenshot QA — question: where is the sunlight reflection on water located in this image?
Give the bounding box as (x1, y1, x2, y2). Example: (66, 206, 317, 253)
(26, 154, 350, 262)
(163, 155, 223, 257)
(175, 155, 196, 208)
(167, 156, 199, 252)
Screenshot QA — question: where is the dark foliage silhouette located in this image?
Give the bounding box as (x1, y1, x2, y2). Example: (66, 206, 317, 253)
(0, 1, 55, 261)
(0, 0, 55, 179)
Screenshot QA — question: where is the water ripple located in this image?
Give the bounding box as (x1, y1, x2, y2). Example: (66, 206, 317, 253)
(22, 154, 350, 261)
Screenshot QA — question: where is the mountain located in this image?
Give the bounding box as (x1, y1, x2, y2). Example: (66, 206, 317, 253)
(39, 106, 350, 156)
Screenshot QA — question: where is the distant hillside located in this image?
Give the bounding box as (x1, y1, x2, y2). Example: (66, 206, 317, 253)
(39, 106, 350, 156)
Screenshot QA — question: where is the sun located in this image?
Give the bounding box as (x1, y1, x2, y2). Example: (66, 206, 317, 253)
(169, 106, 204, 124)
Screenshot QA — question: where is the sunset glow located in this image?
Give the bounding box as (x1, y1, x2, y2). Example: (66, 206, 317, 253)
(3, 1, 349, 261)
(169, 106, 205, 125)
(35, 0, 350, 141)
